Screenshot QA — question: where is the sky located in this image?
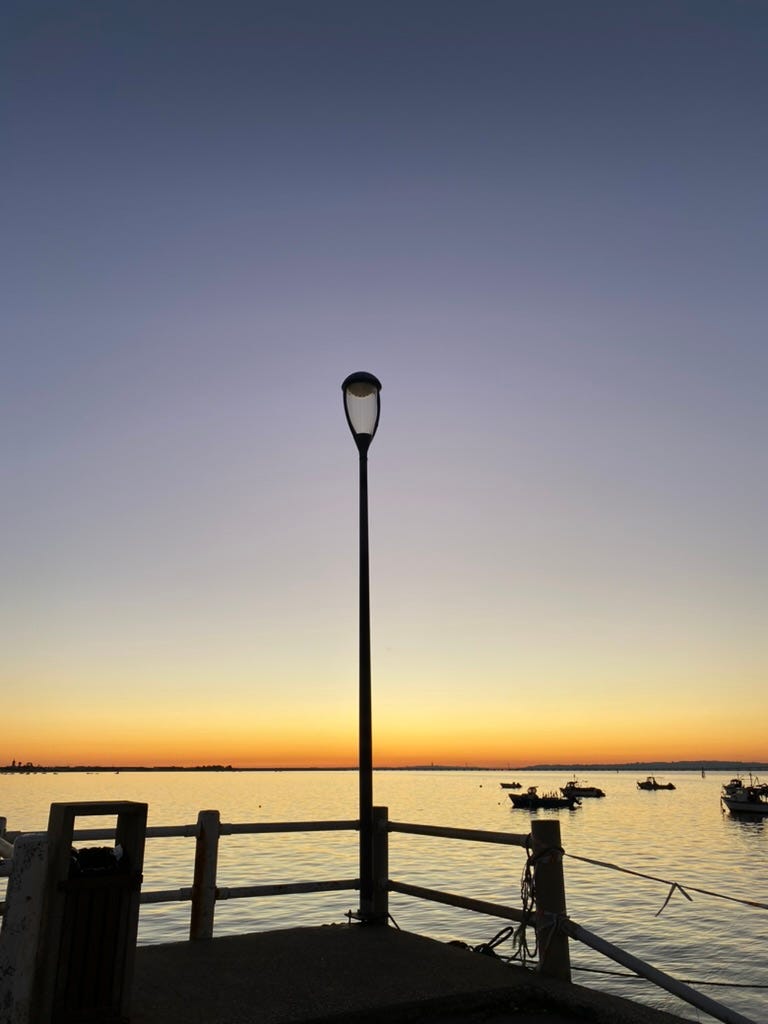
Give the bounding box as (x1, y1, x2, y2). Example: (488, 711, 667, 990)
(2, 1, 766, 768)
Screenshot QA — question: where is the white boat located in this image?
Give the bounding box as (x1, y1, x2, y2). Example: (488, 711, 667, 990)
(721, 775, 768, 815)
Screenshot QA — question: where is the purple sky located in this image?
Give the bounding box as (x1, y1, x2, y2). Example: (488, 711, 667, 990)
(3, 1, 766, 764)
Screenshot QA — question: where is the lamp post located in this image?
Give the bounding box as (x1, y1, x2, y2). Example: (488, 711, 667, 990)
(341, 371, 382, 925)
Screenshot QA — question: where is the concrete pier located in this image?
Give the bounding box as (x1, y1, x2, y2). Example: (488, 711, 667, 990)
(130, 925, 689, 1023)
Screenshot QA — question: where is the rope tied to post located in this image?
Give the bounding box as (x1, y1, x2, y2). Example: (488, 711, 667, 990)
(527, 841, 565, 867)
(463, 836, 547, 966)
(566, 852, 768, 913)
(511, 836, 567, 965)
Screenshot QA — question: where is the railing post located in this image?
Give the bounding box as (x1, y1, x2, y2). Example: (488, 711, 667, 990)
(190, 810, 220, 940)
(371, 805, 389, 925)
(531, 818, 570, 981)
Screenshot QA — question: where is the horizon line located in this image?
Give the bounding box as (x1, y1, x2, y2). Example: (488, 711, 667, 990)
(3, 759, 766, 774)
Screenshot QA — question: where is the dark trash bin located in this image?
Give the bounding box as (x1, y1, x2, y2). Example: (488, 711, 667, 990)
(35, 802, 147, 1024)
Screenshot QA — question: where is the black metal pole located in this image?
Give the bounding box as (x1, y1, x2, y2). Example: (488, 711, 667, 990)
(358, 444, 373, 922)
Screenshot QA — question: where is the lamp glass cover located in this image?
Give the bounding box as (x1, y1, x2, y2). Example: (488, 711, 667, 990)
(344, 381, 379, 436)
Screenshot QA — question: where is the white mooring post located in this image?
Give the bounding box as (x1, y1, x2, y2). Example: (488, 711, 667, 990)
(0, 833, 49, 1024)
(531, 818, 571, 981)
(0, 818, 13, 859)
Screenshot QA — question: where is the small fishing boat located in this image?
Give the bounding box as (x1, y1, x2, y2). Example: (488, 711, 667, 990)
(499, 781, 522, 789)
(637, 776, 676, 791)
(561, 779, 606, 799)
(509, 785, 580, 810)
(721, 776, 768, 815)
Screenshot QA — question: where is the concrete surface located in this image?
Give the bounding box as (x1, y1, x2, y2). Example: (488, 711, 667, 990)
(130, 924, 691, 1023)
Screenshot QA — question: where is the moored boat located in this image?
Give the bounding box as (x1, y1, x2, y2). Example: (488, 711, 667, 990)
(721, 776, 768, 815)
(637, 776, 675, 791)
(509, 785, 580, 810)
(499, 781, 522, 789)
(561, 779, 606, 799)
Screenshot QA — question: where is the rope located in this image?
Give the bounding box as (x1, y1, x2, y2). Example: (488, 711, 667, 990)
(655, 881, 693, 917)
(508, 835, 541, 964)
(343, 909, 401, 929)
(565, 852, 768, 913)
(465, 839, 567, 968)
(572, 964, 768, 990)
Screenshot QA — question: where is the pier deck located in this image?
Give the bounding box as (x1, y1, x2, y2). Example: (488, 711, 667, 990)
(130, 924, 688, 1023)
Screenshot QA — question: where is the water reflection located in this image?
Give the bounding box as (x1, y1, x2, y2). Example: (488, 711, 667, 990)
(722, 811, 766, 835)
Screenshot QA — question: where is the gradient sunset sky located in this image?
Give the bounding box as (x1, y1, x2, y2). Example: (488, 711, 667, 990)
(3, 1, 766, 767)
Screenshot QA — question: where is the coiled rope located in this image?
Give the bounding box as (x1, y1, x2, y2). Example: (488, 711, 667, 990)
(463, 837, 566, 967)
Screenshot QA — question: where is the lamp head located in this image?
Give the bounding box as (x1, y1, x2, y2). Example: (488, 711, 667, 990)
(342, 372, 382, 452)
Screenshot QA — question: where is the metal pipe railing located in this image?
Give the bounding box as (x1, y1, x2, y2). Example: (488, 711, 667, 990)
(389, 879, 527, 923)
(561, 918, 756, 1024)
(388, 820, 529, 847)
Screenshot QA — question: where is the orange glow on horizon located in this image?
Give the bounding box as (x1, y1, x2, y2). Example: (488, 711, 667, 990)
(7, 677, 765, 769)
(8, 731, 766, 770)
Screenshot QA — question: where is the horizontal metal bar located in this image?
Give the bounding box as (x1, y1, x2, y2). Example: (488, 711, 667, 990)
(217, 879, 358, 900)
(140, 887, 193, 904)
(16, 819, 520, 845)
(389, 879, 527, 924)
(71, 825, 198, 841)
(388, 821, 529, 847)
(67, 821, 358, 842)
(564, 919, 756, 1024)
(221, 820, 358, 835)
(146, 825, 199, 838)
(71, 829, 120, 840)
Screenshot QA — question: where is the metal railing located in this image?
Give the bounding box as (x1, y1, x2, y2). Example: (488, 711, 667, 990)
(0, 809, 755, 1024)
(1, 807, 565, 975)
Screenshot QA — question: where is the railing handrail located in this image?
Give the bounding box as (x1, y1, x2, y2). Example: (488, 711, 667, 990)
(4, 819, 527, 845)
(2, 818, 359, 844)
(1, 811, 548, 964)
(389, 879, 527, 923)
(561, 917, 755, 1024)
(388, 820, 529, 847)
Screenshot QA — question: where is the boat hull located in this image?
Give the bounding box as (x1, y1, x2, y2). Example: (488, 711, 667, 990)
(509, 794, 579, 810)
(721, 796, 768, 814)
(637, 778, 675, 790)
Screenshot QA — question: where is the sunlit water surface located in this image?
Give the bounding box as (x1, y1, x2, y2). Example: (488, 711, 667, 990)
(2, 769, 766, 1022)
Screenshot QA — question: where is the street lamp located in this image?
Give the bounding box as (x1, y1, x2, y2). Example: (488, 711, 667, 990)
(341, 371, 382, 924)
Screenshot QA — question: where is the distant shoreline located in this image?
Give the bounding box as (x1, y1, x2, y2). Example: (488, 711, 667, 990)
(2, 760, 766, 775)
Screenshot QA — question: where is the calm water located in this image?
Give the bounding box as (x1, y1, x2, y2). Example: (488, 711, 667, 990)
(2, 769, 767, 1022)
